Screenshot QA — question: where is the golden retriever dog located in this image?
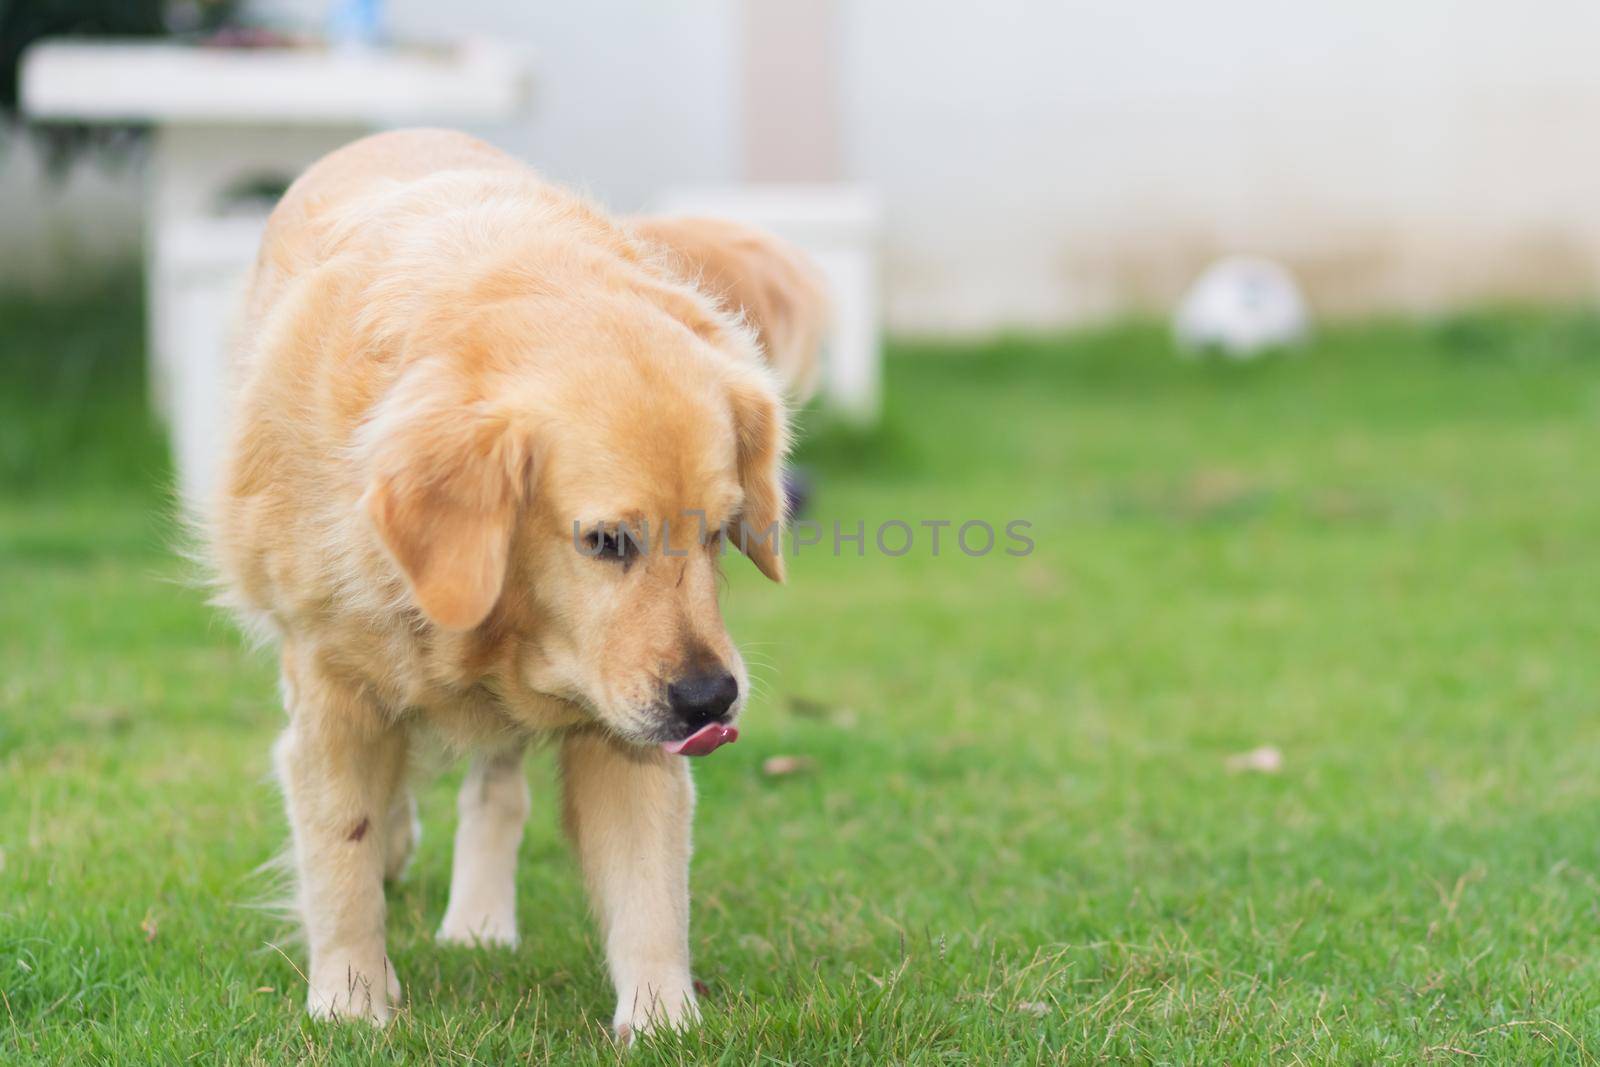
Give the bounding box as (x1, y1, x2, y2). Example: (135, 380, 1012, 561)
(206, 128, 826, 1037)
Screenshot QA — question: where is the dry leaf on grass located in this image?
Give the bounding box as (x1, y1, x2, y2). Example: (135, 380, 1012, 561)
(1225, 745, 1283, 774)
(785, 696, 832, 718)
(785, 696, 857, 726)
(1183, 468, 1265, 517)
(762, 755, 815, 777)
(1019, 561, 1063, 594)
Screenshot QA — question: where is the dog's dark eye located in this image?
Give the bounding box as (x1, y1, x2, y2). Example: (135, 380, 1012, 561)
(583, 528, 637, 563)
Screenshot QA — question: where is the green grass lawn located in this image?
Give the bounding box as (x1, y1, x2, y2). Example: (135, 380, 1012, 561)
(5, 281, 1600, 1063)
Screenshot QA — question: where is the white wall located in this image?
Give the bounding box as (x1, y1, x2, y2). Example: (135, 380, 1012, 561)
(8, 0, 1600, 331)
(840, 0, 1600, 329)
(390, 0, 741, 211)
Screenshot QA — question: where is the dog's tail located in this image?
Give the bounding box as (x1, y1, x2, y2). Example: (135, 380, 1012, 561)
(627, 215, 830, 405)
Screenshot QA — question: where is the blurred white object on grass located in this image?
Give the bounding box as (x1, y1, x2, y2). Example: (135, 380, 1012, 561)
(1175, 256, 1310, 359)
(1225, 745, 1284, 775)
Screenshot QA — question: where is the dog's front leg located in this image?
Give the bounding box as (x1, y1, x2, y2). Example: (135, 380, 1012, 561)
(438, 744, 529, 946)
(274, 653, 407, 1025)
(560, 730, 699, 1040)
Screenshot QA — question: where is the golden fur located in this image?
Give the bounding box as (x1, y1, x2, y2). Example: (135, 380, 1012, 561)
(626, 214, 828, 403)
(207, 128, 825, 1035)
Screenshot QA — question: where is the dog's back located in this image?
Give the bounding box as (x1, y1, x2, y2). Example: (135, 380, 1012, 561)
(247, 129, 521, 306)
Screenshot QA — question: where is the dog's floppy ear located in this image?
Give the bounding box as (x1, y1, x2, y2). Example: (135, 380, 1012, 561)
(360, 367, 531, 631)
(726, 367, 791, 583)
(631, 215, 829, 403)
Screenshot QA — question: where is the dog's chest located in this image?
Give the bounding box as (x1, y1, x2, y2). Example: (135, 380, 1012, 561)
(412, 682, 584, 749)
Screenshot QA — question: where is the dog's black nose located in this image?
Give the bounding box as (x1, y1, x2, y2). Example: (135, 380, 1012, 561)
(667, 670, 739, 731)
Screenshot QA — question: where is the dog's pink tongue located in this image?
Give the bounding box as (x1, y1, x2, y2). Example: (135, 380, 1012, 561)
(661, 722, 738, 757)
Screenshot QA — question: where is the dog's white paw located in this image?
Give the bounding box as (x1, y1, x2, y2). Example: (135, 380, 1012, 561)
(612, 976, 699, 1043)
(306, 954, 401, 1026)
(436, 909, 518, 948)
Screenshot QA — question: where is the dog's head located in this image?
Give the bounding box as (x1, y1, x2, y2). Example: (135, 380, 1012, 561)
(358, 284, 788, 752)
